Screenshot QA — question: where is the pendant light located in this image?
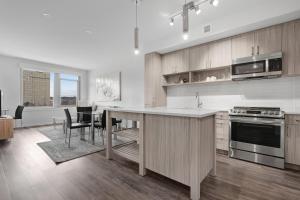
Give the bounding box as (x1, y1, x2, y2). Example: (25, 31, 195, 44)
(182, 1, 189, 40)
(134, 0, 140, 55)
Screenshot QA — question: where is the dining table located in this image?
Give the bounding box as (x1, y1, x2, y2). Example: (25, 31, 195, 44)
(77, 111, 102, 144)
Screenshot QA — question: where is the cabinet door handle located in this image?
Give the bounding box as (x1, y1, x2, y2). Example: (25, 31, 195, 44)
(251, 46, 254, 56)
(257, 46, 260, 55)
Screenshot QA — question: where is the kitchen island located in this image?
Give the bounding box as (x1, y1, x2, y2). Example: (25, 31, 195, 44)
(105, 107, 217, 200)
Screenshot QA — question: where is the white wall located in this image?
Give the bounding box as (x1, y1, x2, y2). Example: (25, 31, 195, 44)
(167, 76, 300, 113)
(88, 58, 144, 107)
(0, 54, 88, 127)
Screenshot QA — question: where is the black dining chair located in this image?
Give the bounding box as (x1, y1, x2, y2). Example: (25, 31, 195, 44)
(94, 110, 122, 145)
(77, 106, 92, 123)
(14, 105, 24, 127)
(94, 110, 106, 145)
(64, 108, 91, 148)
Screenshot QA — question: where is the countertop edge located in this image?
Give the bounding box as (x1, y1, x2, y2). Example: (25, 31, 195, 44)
(105, 108, 219, 118)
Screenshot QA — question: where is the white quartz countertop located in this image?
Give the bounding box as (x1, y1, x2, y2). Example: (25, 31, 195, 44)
(105, 107, 218, 118)
(285, 110, 300, 115)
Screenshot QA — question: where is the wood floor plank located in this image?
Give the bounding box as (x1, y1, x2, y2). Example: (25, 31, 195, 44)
(0, 128, 299, 200)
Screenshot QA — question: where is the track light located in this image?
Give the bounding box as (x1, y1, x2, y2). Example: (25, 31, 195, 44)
(168, 0, 221, 41)
(169, 18, 174, 26)
(210, 0, 219, 7)
(195, 6, 201, 15)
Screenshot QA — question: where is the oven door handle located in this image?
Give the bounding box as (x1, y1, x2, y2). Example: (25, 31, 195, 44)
(230, 118, 284, 126)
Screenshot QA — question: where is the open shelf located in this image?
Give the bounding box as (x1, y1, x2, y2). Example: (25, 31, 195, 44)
(162, 66, 232, 87)
(162, 72, 190, 86)
(191, 66, 231, 83)
(113, 128, 139, 141)
(113, 141, 139, 163)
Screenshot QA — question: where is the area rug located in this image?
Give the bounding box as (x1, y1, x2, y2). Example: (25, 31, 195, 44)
(37, 126, 131, 164)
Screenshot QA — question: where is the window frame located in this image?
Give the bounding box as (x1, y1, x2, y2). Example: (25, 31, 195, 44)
(59, 73, 80, 107)
(20, 67, 81, 109)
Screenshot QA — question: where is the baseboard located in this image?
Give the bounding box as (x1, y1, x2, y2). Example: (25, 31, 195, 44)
(285, 163, 300, 171)
(217, 149, 228, 155)
(15, 123, 62, 129)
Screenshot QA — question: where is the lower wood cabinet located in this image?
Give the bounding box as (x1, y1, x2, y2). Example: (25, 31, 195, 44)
(145, 115, 191, 185)
(215, 112, 229, 152)
(285, 114, 300, 165)
(0, 116, 14, 140)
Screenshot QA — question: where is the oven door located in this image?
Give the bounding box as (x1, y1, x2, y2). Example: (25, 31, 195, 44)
(229, 116, 285, 158)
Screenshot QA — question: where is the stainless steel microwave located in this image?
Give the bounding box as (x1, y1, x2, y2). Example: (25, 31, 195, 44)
(231, 52, 283, 81)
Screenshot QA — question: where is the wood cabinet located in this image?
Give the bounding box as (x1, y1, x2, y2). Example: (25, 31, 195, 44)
(254, 24, 282, 55)
(215, 112, 229, 151)
(144, 53, 166, 107)
(162, 49, 189, 75)
(208, 38, 232, 69)
(232, 25, 282, 60)
(232, 32, 255, 60)
(189, 44, 209, 71)
(145, 115, 191, 185)
(282, 19, 300, 75)
(285, 114, 300, 165)
(0, 116, 14, 140)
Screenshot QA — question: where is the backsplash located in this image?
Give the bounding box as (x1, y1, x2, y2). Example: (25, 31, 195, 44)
(167, 76, 300, 113)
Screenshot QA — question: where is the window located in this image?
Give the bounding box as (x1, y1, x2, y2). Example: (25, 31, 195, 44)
(22, 69, 80, 107)
(60, 74, 79, 106)
(23, 70, 54, 107)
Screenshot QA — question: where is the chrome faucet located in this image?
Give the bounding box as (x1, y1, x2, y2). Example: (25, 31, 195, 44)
(195, 92, 203, 108)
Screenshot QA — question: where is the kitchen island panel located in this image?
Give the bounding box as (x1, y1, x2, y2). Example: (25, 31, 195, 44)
(145, 114, 191, 185)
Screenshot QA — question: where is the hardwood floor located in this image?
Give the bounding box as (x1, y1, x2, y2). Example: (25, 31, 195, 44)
(0, 128, 300, 200)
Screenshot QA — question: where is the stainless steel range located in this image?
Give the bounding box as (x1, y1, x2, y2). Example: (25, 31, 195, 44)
(229, 107, 285, 169)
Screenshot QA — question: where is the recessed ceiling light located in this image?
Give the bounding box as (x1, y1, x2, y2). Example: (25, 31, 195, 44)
(42, 11, 51, 18)
(84, 30, 93, 35)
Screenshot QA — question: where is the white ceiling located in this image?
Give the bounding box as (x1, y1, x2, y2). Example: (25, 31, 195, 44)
(0, 0, 300, 70)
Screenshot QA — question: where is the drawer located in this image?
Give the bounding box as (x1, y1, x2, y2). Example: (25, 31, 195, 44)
(216, 138, 224, 150)
(215, 119, 227, 125)
(286, 115, 300, 125)
(216, 138, 229, 151)
(215, 112, 229, 120)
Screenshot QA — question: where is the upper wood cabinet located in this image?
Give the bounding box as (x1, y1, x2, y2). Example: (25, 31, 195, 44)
(144, 53, 166, 107)
(232, 32, 255, 60)
(162, 49, 189, 75)
(208, 38, 232, 69)
(282, 19, 300, 75)
(254, 24, 282, 55)
(232, 25, 282, 60)
(189, 44, 209, 71)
